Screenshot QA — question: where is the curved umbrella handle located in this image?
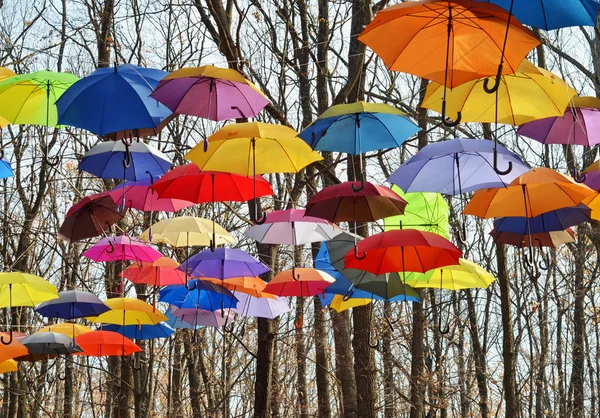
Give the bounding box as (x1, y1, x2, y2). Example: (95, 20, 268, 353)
(483, 64, 503, 94)
(292, 265, 301, 281)
(44, 152, 60, 167)
(106, 241, 115, 254)
(441, 100, 462, 128)
(224, 323, 234, 333)
(252, 211, 267, 225)
(351, 173, 365, 192)
(132, 356, 142, 371)
(121, 135, 134, 146)
(572, 167, 587, 183)
(438, 301, 450, 335)
(354, 245, 367, 260)
(58, 368, 67, 381)
(209, 233, 216, 252)
(368, 329, 380, 350)
(294, 314, 304, 329)
(122, 144, 132, 169)
(185, 280, 197, 291)
(0, 329, 13, 345)
(457, 223, 468, 245)
(493, 147, 512, 175)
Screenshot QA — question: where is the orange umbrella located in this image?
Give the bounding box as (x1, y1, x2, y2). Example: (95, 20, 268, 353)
(74, 330, 142, 357)
(204, 277, 276, 298)
(464, 168, 596, 218)
(0, 332, 28, 363)
(0, 359, 17, 374)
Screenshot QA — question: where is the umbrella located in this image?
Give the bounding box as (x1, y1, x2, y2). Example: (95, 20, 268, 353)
(159, 280, 238, 311)
(0, 333, 28, 363)
(165, 307, 202, 329)
(179, 248, 270, 280)
(120, 257, 187, 286)
(406, 259, 496, 290)
(37, 323, 94, 338)
(244, 209, 341, 245)
(56, 64, 172, 136)
(387, 138, 530, 195)
(263, 269, 335, 297)
(171, 308, 235, 328)
(490, 228, 575, 247)
(58, 193, 125, 242)
(83, 236, 163, 263)
(383, 186, 451, 240)
(0, 360, 17, 374)
(87, 297, 167, 325)
(150, 65, 269, 120)
(203, 277, 272, 298)
(232, 292, 291, 319)
(493, 205, 591, 234)
(79, 140, 172, 181)
(305, 181, 407, 223)
(0, 160, 13, 179)
(101, 322, 175, 340)
(319, 294, 372, 313)
(151, 165, 274, 203)
(581, 160, 600, 191)
(35, 290, 110, 319)
(517, 97, 600, 146)
(464, 167, 596, 218)
(139, 216, 236, 248)
(185, 122, 322, 223)
(19, 332, 82, 357)
(0, 67, 15, 128)
(354, 278, 420, 302)
(108, 178, 193, 212)
(343, 230, 462, 276)
(420, 60, 577, 126)
(73, 330, 142, 357)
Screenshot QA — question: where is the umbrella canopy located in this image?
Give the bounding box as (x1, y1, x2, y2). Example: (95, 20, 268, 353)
(0, 334, 28, 363)
(0, 272, 59, 308)
(263, 269, 336, 297)
(490, 228, 575, 248)
(79, 140, 172, 181)
(185, 122, 322, 176)
(0, 360, 17, 374)
(151, 166, 274, 203)
(20, 332, 82, 356)
(354, 278, 420, 302)
(305, 181, 407, 223)
(582, 159, 600, 191)
(387, 138, 530, 195)
(83, 236, 163, 263)
(203, 277, 272, 298)
(344, 230, 462, 275)
(358, 0, 539, 88)
(56, 64, 172, 136)
(121, 257, 187, 286)
(159, 280, 238, 311)
(0, 160, 14, 179)
(139, 216, 236, 247)
(384, 186, 451, 239)
(108, 178, 193, 212)
(179, 248, 270, 279)
(0, 67, 15, 127)
(493, 204, 591, 234)
(0, 71, 79, 126)
(35, 290, 110, 319)
(475, 0, 600, 30)
(319, 294, 372, 313)
(298, 101, 420, 154)
(101, 322, 175, 340)
(421, 60, 577, 126)
(87, 297, 167, 325)
(406, 259, 496, 290)
(74, 330, 142, 356)
(150, 65, 269, 120)
(464, 168, 596, 218)
(171, 308, 235, 327)
(517, 97, 600, 146)
(37, 323, 94, 338)
(58, 193, 125, 242)
(232, 292, 291, 319)
(243, 209, 341, 245)
(165, 307, 203, 329)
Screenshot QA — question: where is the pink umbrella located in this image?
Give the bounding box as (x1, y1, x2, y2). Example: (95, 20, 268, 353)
(170, 307, 235, 327)
(83, 236, 163, 263)
(263, 268, 335, 297)
(108, 178, 193, 212)
(120, 257, 187, 286)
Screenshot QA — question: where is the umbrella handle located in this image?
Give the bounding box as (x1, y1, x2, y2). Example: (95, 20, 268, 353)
(441, 100, 462, 128)
(251, 211, 267, 225)
(0, 329, 13, 345)
(292, 265, 301, 281)
(572, 167, 587, 183)
(342, 287, 355, 302)
(46, 373, 55, 384)
(239, 324, 246, 338)
(523, 258, 541, 279)
(209, 235, 216, 252)
(44, 152, 60, 167)
(457, 222, 468, 245)
(185, 280, 197, 291)
(0, 149, 4, 160)
(106, 240, 115, 254)
(368, 329, 380, 350)
(294, 314, 304, 329)
(483, 64, 503, 94)
(354, 245, 367, 260)
(203, 139, 209, 152)
(122, 144, 132, 169)
(224, 323, 234, 333)
(438, 300, 450, 335)
(351, 173, 365, 192)
(493, 147, 512, 175)
(132, 356, 142, 371)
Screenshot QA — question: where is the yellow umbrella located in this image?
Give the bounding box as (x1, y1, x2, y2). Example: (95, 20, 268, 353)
(0, 359, 17, 374)
(0, 67, 15, 128)
(0, 272, 59, 308)
(406, 259, 496, 290)
(87, 297, 167, 325)
(421, 60, 577, 126)
(328, 295, 371, 313)
(139, 216, 236, 248)
(37, 323, 94, 338)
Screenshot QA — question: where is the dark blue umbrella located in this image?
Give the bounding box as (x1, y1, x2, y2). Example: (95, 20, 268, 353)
(35, 290, 110, 319)
(179, 248, 270, 279)
(56, 64, 172, 136)
(159, 280, 238, 311)
(101, 322, 175, 340)
(0, 159, 13, 179)
(494, 204, 591, 234)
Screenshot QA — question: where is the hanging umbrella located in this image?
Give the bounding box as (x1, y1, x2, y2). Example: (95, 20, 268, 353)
(79, 140, 172, 181)
(0, 333, 28, 363)
(18, 332, 82, 360)
(406, 259, 496, 290)
(0, 160, 13, 179)
(581, 160, 600, 191)
(73, 330, 142, 357)
(263, 269, 335, 297)
(120, 257, 187, 286)
(517, 97, 600, 146)
(139, 216, 236, 248)
(387, 138, 530, 195)
(354, 278, 420, 302)
(150, 65, 270, 120)
(0, 360, 17, 374)
(159, 280, 238, 311)
(493, 204, 591, 234)
(108, 178, 193, 212)
(87, 297, 167, 325)
(185, 122, 322, 223)
(171, 308, 235, 327)
(319, 294, 372, 313)
(232, 292, 291, 319)
(37, 323, 94, 338)
(101, 322, 175, 340)
(420, 60, 577, 126)
(490, 228, 575, 247)
(0, 67, 15, 128)
(203, 277, 272, 298)
(165, 307, 203, 329)
(35, 290, 110, 319)
(384, 186, 451, 240)
(58, 193, 125, 242)
(305, 181, 407, 223)
(179, 248, 270, 280)
(56, 64, 172, 136)
(83, 236, 163, 263)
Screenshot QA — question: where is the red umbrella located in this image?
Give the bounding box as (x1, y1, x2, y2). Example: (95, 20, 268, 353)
(74, 330, 142, 357)
(58, 193, 125, 242)
(107, 178, 193, 212)
(120, 257, 187, 286)
(305, 181, 407, 222)
(344, 230, 461, 275)
(151, 165, 273, 203)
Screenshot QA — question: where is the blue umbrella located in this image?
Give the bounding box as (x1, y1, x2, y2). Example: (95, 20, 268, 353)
(494, 204, 591, 234)
(35, 290, 110, 319)
(475, 0, 600, 30)
(101, 322, 175, 340)
(79, 140, 171, 181)
(159, 280, 238, 311)
(0, 159, 13, 179)
(164, 307, 202, 329)
(56, 64, 172, 136)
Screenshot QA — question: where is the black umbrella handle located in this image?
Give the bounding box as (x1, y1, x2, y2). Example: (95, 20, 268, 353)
(0, 329, 13, 345)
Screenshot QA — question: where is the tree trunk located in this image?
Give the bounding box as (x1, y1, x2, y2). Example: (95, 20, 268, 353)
(331, 310, 357, 418)
(295, 297, 309, 418)
(466, 290, 489, 418)
(382, 302, 396, 418)
(569, 241, 586, 418)
(352, 305, 377, 418)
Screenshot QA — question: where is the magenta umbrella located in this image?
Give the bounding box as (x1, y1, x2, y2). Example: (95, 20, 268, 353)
(83, 236, 163, 263)
(170, 307, 235, 327)
(108, 178, 194, 212)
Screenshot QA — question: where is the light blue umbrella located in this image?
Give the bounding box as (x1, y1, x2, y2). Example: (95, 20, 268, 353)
(0, 159, 13, 179)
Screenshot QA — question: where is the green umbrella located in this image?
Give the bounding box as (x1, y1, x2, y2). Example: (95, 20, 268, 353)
(383, 185, 450, 239)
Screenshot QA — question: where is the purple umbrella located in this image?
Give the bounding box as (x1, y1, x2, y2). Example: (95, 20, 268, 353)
(83, 236, 163, 263)
(387, 138, 530, 195)
(232, 293, 290, 319)
(171, 307, 235, 327)
(517, 97, 600, 146)
(178, 248, 270, 279)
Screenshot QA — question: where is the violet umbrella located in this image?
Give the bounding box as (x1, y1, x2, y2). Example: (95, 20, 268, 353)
(171, 307, 236, 328)
(83, 236, 163, 263)
(108, 178, 193, 213)
(232, 292, 291, 319)
(178, 248, 270, 282)
(58, 193, 124, 242)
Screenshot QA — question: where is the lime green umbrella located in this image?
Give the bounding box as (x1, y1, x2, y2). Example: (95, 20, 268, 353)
(383, 185, 450, 239)
(0, 70, 79, 127)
